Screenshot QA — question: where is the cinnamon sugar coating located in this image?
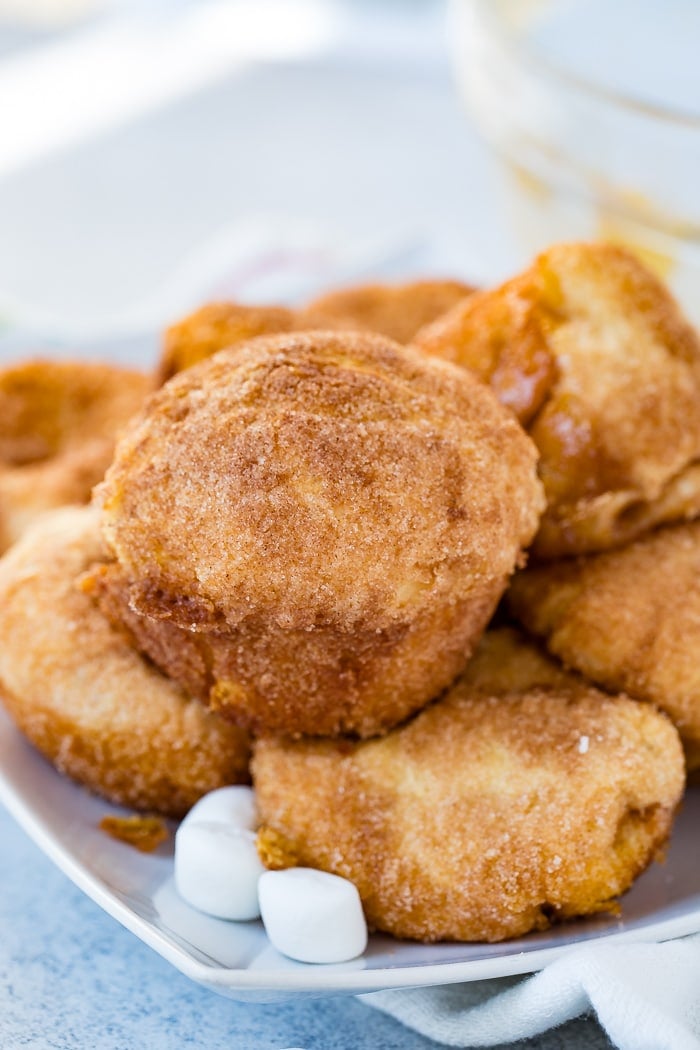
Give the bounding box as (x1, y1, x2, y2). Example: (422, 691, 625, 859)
(414, 243, 700, 557)
(158, 280, 475, 383)
(253, 628, 684, 943)
(0, 359, 148, 553)
(300, 279, 475, 344)
(97, 331, 543, 736)
(0, 507, 250, 817)
(509, 519, 700, 771)
(159, 302, 300, 383)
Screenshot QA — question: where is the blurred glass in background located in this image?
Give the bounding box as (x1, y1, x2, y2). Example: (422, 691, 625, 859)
(451, 0, 700, 319)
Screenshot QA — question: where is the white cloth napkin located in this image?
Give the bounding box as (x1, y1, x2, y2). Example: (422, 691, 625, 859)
(360, 934, 700, 1049)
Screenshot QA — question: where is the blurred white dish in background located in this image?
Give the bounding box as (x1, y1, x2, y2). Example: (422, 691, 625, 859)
(0, 3, 505, 349)
(0, 1, 333, 178)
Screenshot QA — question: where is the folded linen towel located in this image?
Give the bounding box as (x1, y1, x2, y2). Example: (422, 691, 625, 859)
(360, 934, 700, 1050)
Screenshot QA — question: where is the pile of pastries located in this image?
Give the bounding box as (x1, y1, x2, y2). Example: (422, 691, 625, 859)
(2, 241, 698, 944)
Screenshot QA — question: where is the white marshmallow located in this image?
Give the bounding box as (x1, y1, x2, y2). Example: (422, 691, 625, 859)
(181, 785, 257, 831)
(258, 868, 368, 964)
(174, 821, 264, 920)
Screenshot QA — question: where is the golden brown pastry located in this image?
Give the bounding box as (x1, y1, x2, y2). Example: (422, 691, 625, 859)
(0, 507, 250, 817)
(97, 331, 544, 737)
(457, 624, 578, 693)
(300, 278, 475, 344)
(158, 279, 474, 383)
(414, 243, 700, 558)
(0, 359, 148, 553)
(253, 627, 684, 942)
(509, 519, 700, 771)
(159, 302, 299, 383)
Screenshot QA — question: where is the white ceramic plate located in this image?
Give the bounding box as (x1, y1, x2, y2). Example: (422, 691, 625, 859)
(1, 707, 699, 1002)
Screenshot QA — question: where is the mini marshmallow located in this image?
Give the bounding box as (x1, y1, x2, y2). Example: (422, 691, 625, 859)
(174, 821, 265, 920)
(258, 868, 367, 964)
(181, 785, 257, 831)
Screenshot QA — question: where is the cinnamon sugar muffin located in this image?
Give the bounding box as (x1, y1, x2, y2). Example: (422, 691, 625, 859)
(0, 359, 148, 552)
(158, 302, 299, 383)
(97, 331, 543, 737)
(253, 628, 684, 942)
(414, 243, 700, 557)
(509, 518, 700, 771)
(300, 278, 475, 344)
(158, 279, 475, 383)
(0, 507, 250, 817)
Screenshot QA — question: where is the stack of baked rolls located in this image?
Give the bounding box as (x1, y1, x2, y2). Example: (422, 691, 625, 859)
(0, 243, 694, 944)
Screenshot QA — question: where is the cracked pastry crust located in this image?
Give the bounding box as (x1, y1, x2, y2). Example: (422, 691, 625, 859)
(0, 507, 250, 817)
(96, 331, 543, 737)
(413, 242, 700, 558)
(252, 628, 684, 943)
(509, 519, 700, 771)
(0, 359, 148, 553)
(158, 279, 475, 383)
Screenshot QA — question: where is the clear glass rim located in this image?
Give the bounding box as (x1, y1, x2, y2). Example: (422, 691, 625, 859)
(468, 0, 700, 129)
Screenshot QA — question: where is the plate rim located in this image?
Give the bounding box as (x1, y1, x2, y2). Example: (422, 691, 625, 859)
(3, 729, 700, 995)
